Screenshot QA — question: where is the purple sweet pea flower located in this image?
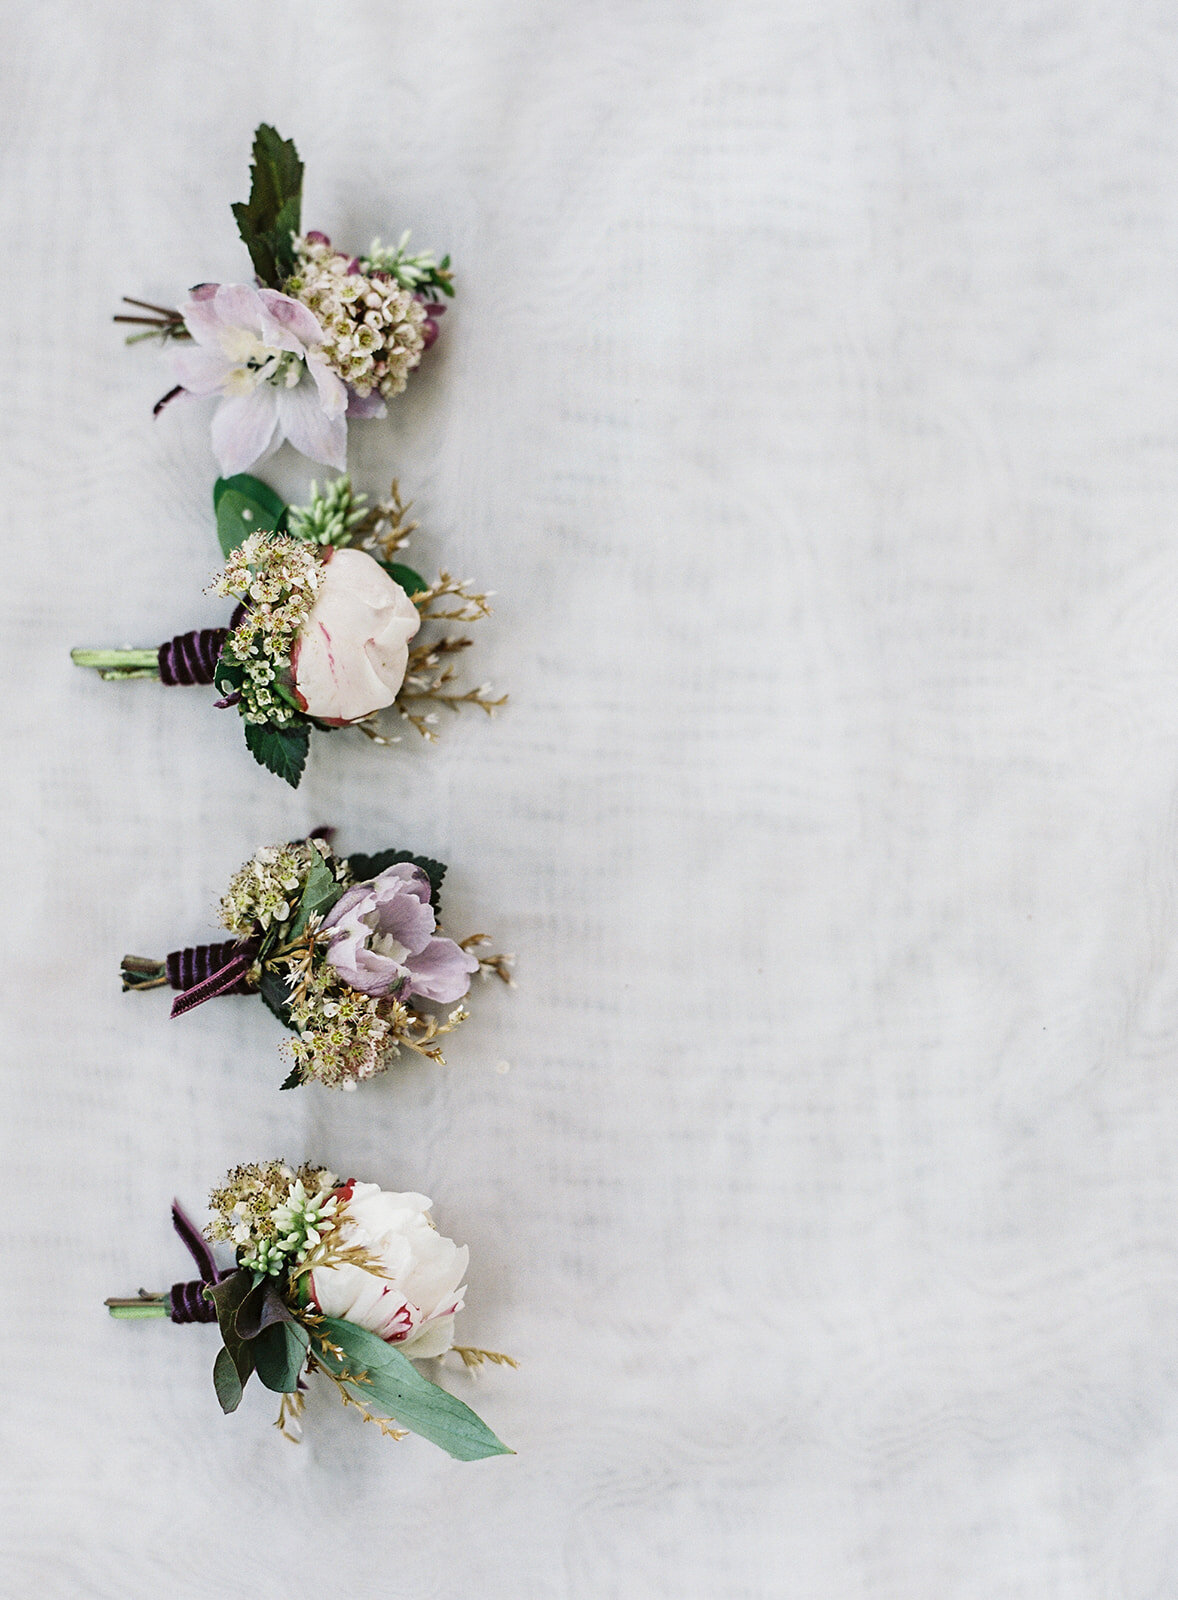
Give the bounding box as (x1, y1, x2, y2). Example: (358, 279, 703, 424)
(171, 283, 348, 474)
(321, 863, 479, 1004)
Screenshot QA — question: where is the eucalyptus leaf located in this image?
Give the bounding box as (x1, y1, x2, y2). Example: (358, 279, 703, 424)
(207, 1270, 260, 1400)
(346, 850, 446, 908)
(243, 721, 310, 788)
(234, 1277, 295, 1341)
(252, 1319, 310, 1394)
(213, 1344, 245, 1414)
(314, 1318, 513, 1461)
(379, 560, 428, 596)
(214, 474, 288, 556)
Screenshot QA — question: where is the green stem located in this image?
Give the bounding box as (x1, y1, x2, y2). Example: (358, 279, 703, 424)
(71, 648, 161, 682)
(105, 1296, 169, 1319)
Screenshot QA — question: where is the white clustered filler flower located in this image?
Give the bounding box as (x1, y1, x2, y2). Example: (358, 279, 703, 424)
(289, 236, 427, 402)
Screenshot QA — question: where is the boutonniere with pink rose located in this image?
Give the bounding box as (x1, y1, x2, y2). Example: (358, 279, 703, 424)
(120, 831, 512, 1090)
(72, 474, 502, 786)
(116, 125, 452, 475)
(106, 1168, 515, 1457)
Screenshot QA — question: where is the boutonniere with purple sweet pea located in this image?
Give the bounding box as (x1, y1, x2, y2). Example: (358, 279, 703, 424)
(116, 125, 452, 475)
(120, 831, 512, 1090)
(106, 1169, 515, 1457)
(72, 474, 503, 786)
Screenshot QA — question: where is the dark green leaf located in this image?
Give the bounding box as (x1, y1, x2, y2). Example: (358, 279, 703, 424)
(287, 849, 343, 941)
(252, 1319, 310, 1394)
(244, 721, 310, 788)
(378, 560, 429, 596)
(213, 1344, 245, 1413)
(278, 1063, 304, 1091)
(232, 124, 304, 287)
(258, 965, 294, 1029)
(346, 850, 446, 907)
(314, 1318, 513, 1461)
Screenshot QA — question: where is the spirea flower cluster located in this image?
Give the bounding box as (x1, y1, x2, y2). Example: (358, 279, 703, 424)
(218, 838, 334, 936)
(206, 1161, 339, 1276)
(212, 533, 323, 725)
(285, 963, 399, 1089)
(288, 234, 427, 402)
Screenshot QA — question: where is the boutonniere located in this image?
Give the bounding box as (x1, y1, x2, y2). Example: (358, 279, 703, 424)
(116, 125, 453, 474)
(106, 1172, 515, 1458)
(120, 830, 511, 1090)
(72, 475, 503, 786)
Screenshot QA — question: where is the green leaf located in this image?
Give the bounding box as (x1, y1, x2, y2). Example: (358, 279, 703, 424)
(287, 849, 343, 941)
(346, 850, 446, 907)
(252, 1319, 310, 1394)
(234, 1276, 295, 1341)
(257, 965, 294, 1029)
(232, 124, 304, 287)
(207, 1269, 259, 1407)
(278, 1063, 304, 1091)
(379, 560, 429, 596)
(314, 1318, 513, 1461)
(244, 721, 310, 788)
(214, 474, 288, 556)
(213, 1344, 245, 1413)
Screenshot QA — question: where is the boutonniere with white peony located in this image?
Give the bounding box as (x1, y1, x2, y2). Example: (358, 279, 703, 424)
(120, 830, 512, 1090)
(106, 1167, 515, 1458)
(72, 473, 503, 786)
(116, 125, 452, 474)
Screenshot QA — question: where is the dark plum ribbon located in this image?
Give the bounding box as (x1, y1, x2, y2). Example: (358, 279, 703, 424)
(169, 939, 260, 1018)
(157, 628, 229, 687)
(168, 1200, 224, 1324)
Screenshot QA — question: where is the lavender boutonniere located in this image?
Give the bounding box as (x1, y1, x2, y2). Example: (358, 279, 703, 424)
(120, 831, 513, 1090)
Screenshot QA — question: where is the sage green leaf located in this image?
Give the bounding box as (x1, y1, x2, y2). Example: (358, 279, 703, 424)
(287, 850, 343, 941)
(243, 721, 310, 788)
(214, 474, 288, 556)
(252, 1319, 310, 1394)
(379, 560, 428, 596)
(346, 850, 446, 908)
(213, 1344, 245, 1414)
(314, 1318, 513, 1461)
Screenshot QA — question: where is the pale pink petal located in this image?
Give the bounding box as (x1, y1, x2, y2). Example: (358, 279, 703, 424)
(306, 352, 348, 417)
(276, 380, 347, 470)
(346, 387, 387, 419)
(404, 936, 479, 1003)
(213, 282, 268, 333)
(171, 343, 232, 395)
(258, 288, 325, 350)
(209, 391, 280, 475)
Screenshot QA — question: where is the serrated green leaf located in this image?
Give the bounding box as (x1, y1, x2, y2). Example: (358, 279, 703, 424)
(287, 849, 343, 941)
(213, 1344, 245, 1413)
(252, 1319, 310, 1394)
(258, 965, 294, 1030)
(379, 560, 429, 596)
(232, 125, 304, 287)
(243, 721, 310, 788)
(314, 1318, 513, 1461)
(346, 850, 446, 907)
(278, 1062, 304, 1091)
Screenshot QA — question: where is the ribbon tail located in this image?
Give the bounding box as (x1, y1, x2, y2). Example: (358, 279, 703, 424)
(171, 1200, 222, 1285)
(170, 952, 255, 1018)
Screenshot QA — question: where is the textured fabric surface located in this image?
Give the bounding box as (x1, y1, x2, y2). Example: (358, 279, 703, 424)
(6, 2, 1178, 1595)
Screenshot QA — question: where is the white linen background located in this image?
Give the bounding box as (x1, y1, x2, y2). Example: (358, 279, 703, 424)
(4, 0, 1178, 1594)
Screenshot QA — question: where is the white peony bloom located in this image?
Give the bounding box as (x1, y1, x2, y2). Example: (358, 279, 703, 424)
(309, 1183, 468, 1357)
(291, 547, 420, 724)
